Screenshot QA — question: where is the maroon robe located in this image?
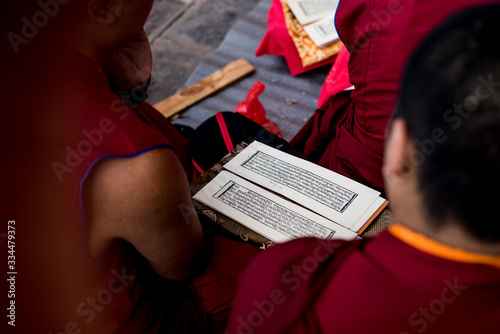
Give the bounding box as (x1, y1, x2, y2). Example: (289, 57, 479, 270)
(226, 225, 500, 333)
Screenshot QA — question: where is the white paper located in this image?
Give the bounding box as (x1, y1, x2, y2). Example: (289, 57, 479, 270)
(303, 16, 339, 47)
(224, 141, 381, 229)
(193, 171, 357, 243)
(287, 0, 338, 26)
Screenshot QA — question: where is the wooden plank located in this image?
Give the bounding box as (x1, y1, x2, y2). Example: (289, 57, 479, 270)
(153, 58, 255, 119)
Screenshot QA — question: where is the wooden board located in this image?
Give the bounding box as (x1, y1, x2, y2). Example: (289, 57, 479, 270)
(154, 58, 255, 119)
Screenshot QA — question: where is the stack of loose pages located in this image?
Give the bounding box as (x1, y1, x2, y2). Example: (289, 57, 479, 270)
(282, 0, 342, 67)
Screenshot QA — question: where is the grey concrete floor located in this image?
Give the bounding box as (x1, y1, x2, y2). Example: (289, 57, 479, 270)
(145, 0, 261, 105)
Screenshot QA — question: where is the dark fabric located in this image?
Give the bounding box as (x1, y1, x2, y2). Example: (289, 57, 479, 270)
(290, 91, 352, 165)
(189, 111, 293, 172)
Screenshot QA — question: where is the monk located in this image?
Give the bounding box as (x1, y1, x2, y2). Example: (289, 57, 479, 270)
(290, 0, 500, 191)
(226, 4, 500, 333)
(3, 1, 263, 333)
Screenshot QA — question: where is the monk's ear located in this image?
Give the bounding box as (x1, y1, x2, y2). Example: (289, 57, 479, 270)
(87, 0, 124, 25)
(383, 118, 415, 181)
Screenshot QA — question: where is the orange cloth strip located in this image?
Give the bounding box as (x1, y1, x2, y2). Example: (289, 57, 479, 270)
(389, 224, 500, 269)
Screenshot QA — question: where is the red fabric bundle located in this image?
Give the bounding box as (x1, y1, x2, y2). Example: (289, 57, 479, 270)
(256, 0, 336, 75)
(235, 81, 284, 138)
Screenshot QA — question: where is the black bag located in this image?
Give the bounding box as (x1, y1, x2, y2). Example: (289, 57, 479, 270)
(188, 111, 295, 174)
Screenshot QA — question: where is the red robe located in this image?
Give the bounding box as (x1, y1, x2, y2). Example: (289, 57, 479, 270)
(226, 224, 500, 333)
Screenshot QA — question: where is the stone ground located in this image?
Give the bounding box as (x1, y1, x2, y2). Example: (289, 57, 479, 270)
(144, 0, 261, 105)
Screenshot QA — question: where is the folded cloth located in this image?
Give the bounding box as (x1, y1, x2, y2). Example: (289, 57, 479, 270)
(256, 0, 337, 75)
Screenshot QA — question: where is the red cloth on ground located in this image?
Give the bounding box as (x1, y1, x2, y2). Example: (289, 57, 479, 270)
(226, 229, 500, 333)
(291, 0, 499, 191)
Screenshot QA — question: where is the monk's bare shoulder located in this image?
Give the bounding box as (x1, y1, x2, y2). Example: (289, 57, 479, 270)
(82, 147, 203, 281)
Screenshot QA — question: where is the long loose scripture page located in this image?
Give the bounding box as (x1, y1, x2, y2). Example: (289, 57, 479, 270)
(224, 141, 381, 230)
(193, 171, 357, 243)
(286, 0, 338, 26)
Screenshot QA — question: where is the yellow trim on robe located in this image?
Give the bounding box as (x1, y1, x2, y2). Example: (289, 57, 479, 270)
(389, 224, 500, 269)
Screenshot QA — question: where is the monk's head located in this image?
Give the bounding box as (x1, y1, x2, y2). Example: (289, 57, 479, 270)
(384, 4, 500, 244)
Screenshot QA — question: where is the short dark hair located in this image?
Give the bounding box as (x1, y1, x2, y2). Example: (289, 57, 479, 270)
(393, 4, 500, 242)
